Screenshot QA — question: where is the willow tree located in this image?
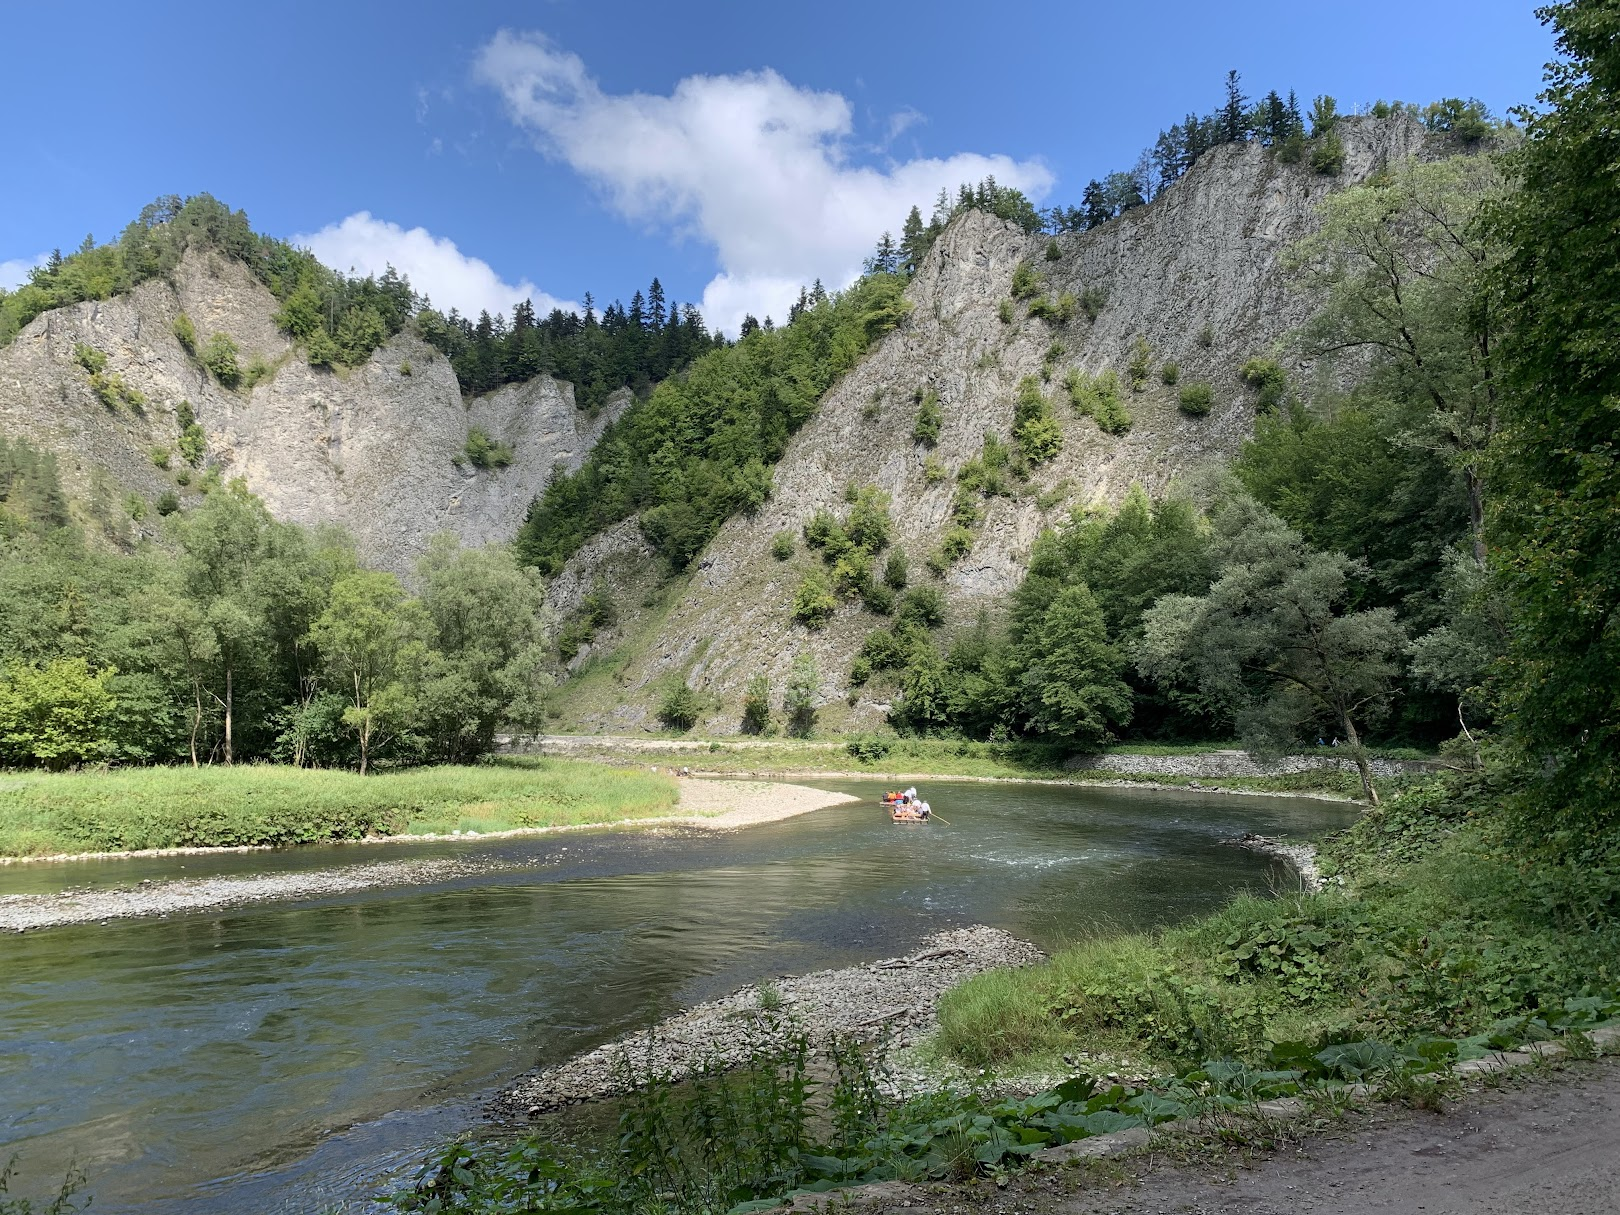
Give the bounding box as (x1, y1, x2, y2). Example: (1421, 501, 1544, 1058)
(1138, 501, 1406, 803)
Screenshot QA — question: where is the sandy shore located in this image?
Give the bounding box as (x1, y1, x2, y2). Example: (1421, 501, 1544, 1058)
(0, 778, 857, 930)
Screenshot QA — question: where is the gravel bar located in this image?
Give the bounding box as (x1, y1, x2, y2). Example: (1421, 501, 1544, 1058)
(500, 925, 1044, 1116)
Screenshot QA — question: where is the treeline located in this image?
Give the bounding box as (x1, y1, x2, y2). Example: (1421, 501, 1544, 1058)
(1, 193, 718, 410)
(417, 285, 722, 409)
(0, 464, 553, 772)
(859, 145, 1519, 800)
(0, 194, 415, 366)
(515, 273, 912, 574)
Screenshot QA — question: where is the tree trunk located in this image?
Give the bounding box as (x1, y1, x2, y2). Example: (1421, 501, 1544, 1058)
(189, 685, 203, 768)
(1464, 466, 1487, 569)
(223, 665, 234, 766)
(1341, 714, 1380, 805)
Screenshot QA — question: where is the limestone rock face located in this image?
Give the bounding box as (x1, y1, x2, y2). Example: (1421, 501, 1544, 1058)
(0, 249, 621, 574)
(551, 116, 1434, 733)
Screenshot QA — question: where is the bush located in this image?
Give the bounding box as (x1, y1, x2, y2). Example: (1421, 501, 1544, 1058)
(1178, 381, 1214, 415)
(156, 490, 180, 516)
(1160, 362, 1180, 386)
(464, 426, 514, 469)
(659, 683, 702, 732)
(242, 353, 273, 390)
(201, 332, 241, 387)
(803, 509, 842, 551)
(997, 298, 1015, 325)
(741, 674, 772, 734)
(922, 456, 947, 484)
(883, 550, 909, 591)
(1196, 324, 1215, 348)
(899, 585, 946, 629)
(72, 342, 106, 374)
(935, 526, 974, 566)
(1077, 286, 1107, 322)
(846, 733, 893, 762)
(912, 387, 942, 446)
(1015, 414, 1063, 462)
(1045, 240, 1063, 261)
(860, 582, 895, 615)
(784, 653, 819, 737)
(150, 446, 171, 469)
(172, 312, 197, 354)
(770, 531, 794, 561)
(1126, 336, 1153, 391)
(1065, 368, 1132, 433)
(792, 570, 836, 629)
(1310, 130, 1345, 176)
(399, 360, 412, 376)
(1240, 357, 1289, 411)
(1009, 259, 1043, 301)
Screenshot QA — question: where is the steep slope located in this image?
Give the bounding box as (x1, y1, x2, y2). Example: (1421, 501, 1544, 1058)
(0, 249, 622, 573)
(550, 115, 1431, 733)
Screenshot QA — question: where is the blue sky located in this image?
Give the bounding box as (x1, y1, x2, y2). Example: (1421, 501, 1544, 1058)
(1, 0, 1552, 335)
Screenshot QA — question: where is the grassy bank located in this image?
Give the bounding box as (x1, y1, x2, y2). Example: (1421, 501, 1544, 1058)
(0, 758, 679, 858)
(934, 776, 1620, 1078)
(546, 734, 1408, 800)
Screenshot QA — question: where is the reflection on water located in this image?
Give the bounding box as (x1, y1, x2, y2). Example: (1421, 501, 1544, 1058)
(0, 780, 1356, 1212)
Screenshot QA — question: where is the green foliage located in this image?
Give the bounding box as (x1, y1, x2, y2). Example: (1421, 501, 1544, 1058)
(1064, 368, 1132, 434)
(898, 586, 946, 629)
(792, 569, 836, 629)
(200, 332, 241, 387)
(1422, 97, 1493, 142)
(658, 682, 701, 731)
(71, 343, 105, 374)
(1160, 361, 1180, 386)
(241, 353, 272, 390)
(176, 403, 206, 467)
(1138, 499, 1407, 801)
(1487, 0, 1620, 838)
(1045, 239, 1063, 261)
(150, 446, 171, 470)
(1239, 357, 1288, 411)
(912, 387, 942, 446)
(0, 658, 118, 768)
(1178, 381, 1213, 415)
(770, 530, 794, 561)
(1125, 336, 1153, 391)
(1010, 259, 1043, 301)
(784, 652, 819, 737)
(0, 760, 677, 857)
(1310, 130, 1346, 175)
(742, 673, 772, 734)
(883, 550, 909, 591)
(516, 273, 909, 574)
(997, 298, 1015, 325)
(922, 455, 947, 484)
(1013, 376, 1063, 462)
(155, 491, 180, 516)
(1196, 323, 1215, 348)
(1076, 286, 1107, 322)
(463, 426, 514, 469)
(1023, 584, 1133, 742)
(846, 733, 893, 762)
(171, 312, 197, 354)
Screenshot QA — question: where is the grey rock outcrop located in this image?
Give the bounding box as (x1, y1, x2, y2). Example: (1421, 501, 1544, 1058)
(0, 250, 621, 574)
(553, 116, 1433, 732)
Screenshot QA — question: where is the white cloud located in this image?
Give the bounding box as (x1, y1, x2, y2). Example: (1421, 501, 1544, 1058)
(0, 254, 47, 293)
(289, 212, 578, 320)
(474, 31, 1053, 335)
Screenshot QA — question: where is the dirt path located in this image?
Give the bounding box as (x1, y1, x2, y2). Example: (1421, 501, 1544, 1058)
(984, 1056, 1620, 1215)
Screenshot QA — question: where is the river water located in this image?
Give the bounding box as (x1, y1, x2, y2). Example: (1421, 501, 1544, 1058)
(0, 779, 1356, 1212)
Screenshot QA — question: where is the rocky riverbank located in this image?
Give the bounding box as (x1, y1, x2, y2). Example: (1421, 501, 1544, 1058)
(501, 925, 1045, 1116)
(1226, 831, 1324, 891)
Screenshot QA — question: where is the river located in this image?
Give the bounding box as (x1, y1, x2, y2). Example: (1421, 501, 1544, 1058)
(0, 779, 1357, 1212)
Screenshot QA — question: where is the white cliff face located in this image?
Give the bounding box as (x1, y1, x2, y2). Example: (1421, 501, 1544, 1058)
(0, 249, 624, 575)
(549, 116, 1435, 733)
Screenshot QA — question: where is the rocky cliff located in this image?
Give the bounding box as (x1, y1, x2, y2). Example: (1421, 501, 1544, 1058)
(0, 249, 622, 574)
(549, 115, 1434, 733)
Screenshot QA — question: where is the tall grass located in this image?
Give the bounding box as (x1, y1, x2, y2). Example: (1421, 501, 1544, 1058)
(0, 758, 678, 857)
(936, 781, 1620, 1076)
